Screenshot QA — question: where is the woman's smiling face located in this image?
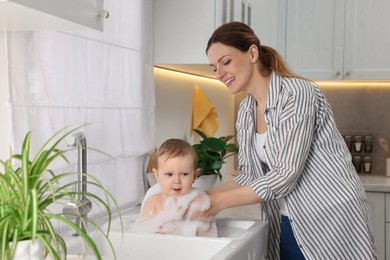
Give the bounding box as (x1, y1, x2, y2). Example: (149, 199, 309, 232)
(207, 42, 257, 94)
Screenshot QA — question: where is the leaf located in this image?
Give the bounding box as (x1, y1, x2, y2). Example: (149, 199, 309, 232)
(21, 132, 32, 201)
(225, 143, 239, 153)
(201, 138, 225, 152)
(193, 129, 208, 139)
(219, 135, 234, 142)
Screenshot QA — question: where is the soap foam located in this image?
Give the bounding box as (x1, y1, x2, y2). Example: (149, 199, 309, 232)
(130, 184, 217, 237)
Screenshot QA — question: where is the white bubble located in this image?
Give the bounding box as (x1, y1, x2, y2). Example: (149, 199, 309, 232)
(130, 184, 217, 237)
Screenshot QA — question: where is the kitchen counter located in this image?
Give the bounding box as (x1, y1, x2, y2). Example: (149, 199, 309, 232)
(217, 172, 390, 219)
(359, 174, 390, 192)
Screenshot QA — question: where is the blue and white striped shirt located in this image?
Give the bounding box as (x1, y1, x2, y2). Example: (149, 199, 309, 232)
(234, 72, 377, 260)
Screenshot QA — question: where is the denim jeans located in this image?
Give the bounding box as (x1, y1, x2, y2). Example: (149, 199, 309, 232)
(280, 215, 305, 260)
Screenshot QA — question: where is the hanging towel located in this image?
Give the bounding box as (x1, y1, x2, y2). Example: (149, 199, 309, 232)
(191, 85, 220, 137)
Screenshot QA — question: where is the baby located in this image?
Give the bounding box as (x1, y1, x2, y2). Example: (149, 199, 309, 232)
(131, 138, 217, 237)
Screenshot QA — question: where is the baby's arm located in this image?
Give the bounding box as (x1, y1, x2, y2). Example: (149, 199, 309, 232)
(140, 195, 158, 222)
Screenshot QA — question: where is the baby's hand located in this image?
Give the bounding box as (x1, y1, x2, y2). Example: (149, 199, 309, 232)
(158, 222, 175, 234)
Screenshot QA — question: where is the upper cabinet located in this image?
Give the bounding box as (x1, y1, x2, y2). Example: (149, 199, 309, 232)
(154, 0, 214, 67)
(0, 0, 108, 31)
(154, 0, 280, 78)
(283, 0, 390, 80)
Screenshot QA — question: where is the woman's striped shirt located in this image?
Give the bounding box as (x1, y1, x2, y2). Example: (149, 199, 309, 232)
(234, 72, 377, 260)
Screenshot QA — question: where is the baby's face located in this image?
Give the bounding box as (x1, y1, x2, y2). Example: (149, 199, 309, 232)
(153, 154, 199, 198)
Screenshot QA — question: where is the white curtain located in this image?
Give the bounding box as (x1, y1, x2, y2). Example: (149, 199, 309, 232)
(6, 0, 155, 211)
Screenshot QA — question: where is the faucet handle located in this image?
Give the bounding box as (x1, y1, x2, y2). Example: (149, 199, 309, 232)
(63, 202, 79, 220)
(66, 132, 86, 147)
(62, 198, 92, 220)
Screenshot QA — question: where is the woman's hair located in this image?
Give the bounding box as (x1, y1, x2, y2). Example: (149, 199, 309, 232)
(206, 21, 302, 79)
(155, 139, 198, 169)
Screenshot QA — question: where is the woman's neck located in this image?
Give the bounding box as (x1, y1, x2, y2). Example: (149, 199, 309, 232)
(248, 73, 270, 107)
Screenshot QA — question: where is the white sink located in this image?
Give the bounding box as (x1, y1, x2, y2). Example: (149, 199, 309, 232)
(67, 231, 230, 260)
(65, 207, 268, 260)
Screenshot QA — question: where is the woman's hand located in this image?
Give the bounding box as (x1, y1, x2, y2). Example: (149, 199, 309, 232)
(192, 193, 222, 220)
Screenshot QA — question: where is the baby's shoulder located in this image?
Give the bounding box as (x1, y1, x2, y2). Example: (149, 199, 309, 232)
(144, 192, 164, 205)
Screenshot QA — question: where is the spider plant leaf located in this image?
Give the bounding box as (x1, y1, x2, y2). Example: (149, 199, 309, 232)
(31, 189, 38, 242)
(47, 213, 104, 260)
(21, 131, 32, 200)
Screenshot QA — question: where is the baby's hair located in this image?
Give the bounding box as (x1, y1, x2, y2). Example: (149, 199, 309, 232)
(155, 139, 198, 169)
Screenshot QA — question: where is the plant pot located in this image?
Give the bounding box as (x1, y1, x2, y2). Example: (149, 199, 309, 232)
(11, 240, 44, 260)
(193, 175, 218, 190)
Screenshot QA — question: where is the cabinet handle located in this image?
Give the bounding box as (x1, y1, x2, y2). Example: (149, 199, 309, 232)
(335, 71, 341, 76)
(98, 10, 110, 19)
(345, 71, 351, 76)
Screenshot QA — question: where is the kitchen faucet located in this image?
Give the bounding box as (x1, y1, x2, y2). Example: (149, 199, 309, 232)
(62, 131, 92, 236)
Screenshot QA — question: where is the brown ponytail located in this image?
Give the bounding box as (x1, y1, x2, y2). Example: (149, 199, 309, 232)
(259, 45, 298, 78)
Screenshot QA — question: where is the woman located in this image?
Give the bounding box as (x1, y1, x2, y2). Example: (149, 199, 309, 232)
(203, 22, 377, 260)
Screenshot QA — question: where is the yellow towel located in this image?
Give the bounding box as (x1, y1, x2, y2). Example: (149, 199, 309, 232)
(192, 85, 220, 137)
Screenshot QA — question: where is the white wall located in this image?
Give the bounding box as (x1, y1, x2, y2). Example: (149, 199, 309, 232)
(154, 68, 234, 145)
(154, 67, 235, 179)
(0, 33, 11, 160)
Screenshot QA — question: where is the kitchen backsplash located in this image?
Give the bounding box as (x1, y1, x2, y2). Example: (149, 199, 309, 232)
(318, 82, 390, 175)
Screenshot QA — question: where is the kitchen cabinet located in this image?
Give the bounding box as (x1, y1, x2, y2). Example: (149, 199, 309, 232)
(154, 0, 214, 67)
(219, 0, 252, 27)
(154, 0, 280, 78)
(366, 192, 386, 260)
(283, 0, 390, 80)
(387, 193, 390, 260)
(0, 0, 106, 31)
(387, 224, 390, 260)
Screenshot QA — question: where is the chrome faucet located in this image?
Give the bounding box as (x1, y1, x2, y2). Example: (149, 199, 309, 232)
(63, 131, 92, 236)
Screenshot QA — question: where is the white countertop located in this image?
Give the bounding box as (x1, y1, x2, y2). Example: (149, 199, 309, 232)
(359, 174, 390, 192)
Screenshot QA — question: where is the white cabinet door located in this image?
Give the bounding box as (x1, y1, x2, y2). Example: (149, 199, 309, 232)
(284, 0, 345, 80)
(154, 0, 215, 65)
(284, 0, 390, 80)
(0, 0, 105, 31)
(366, 192, 385, 260)
(387, 193, 390, 223)
(386, 224, 390, 260)
(344, 0, 390, 80)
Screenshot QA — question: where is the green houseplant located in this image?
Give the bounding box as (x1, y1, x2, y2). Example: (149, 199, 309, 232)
(0, 125, 120, 260)
(192, 129, 239, 181)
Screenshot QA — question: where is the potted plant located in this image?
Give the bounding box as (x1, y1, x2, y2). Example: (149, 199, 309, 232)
(192, 129, 239, 188)
(0, 125, 120, 260)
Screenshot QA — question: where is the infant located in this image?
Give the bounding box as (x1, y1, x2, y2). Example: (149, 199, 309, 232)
(131, 139, 217, 237)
